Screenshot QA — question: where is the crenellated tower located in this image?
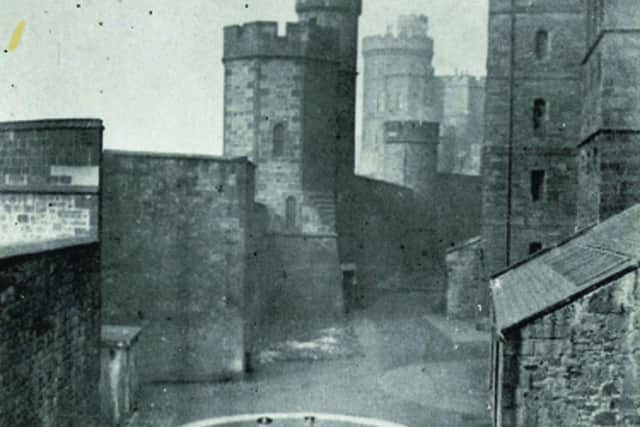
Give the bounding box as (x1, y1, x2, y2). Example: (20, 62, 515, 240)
(383, 121, 439, 198)
(222, 17, 348, 324)
(360, 15, 437, 178)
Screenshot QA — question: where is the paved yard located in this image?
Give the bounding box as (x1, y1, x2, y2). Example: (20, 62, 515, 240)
(130, 291, 492, 427)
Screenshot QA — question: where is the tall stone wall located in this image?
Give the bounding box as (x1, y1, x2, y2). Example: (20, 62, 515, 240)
(0, 239, 101, 427)
(500, 272, 640, 426)
(0, 119, 102, 245)
(350, 176, 444, 308)
(101, 151, 257, 381)
(482, 0, 585, 274)
(350, 173, 481, 310)
(576, 0, 640, 229)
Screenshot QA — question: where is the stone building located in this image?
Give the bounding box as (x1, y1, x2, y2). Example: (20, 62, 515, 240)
(490, 205, 640, 427)
(438, 74, 485, 175)
(0, 119, 103, 426)
(222, 0, 364, 327)
(359, 15, 485, 178)
(360, 15, 437, 178)
(576, 0, 640, 229)
(481, 0, 585, 276)
(488, 1, 640, 425)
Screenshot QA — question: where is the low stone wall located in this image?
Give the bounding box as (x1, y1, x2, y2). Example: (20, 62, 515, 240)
(501, 272, 640, 426)
(0, 238, 101, 426)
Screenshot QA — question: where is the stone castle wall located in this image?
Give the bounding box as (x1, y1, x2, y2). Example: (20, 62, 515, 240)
(500, 272, 640, 426)
(0, 239, 101, 427)
(0, 120, 102, 245)
(101, 151, 258, 381)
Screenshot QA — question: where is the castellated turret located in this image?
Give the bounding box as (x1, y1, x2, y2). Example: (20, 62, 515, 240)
(383, 121, 439, 197)
(223, 20, 341, 235)
(222, 17, 346, 322)
(360, 15, 438, 178)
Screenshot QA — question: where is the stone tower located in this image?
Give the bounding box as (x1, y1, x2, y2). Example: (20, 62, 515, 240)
(223, 21, 344, 322)
(383, 121, 439, 198)
(437, 75, 485, 175)
(482, 0, 585, 274)
(360, 15, 437, 178)
(576, 0, 640, 229)
(295, 0, 362, 265)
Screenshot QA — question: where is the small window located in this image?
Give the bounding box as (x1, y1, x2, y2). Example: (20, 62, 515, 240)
(285, 196, 296, 229)
(529, 242, 543, 255)
(531, 169, 545, 202)
(533, 98, 547, 135)
(535, 30, 550, 60)
(273, 123, 285, 156)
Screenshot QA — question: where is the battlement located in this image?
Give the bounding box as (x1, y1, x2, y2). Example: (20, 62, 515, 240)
(223, 21, 339, 62)
(384, 121, 440, 144)
(295, 0, 362, 15)
(439, 74, 485, 86)
(0, 118, 103, 131)
(397, 15, 429, 38)
(362, 33, 433, 56)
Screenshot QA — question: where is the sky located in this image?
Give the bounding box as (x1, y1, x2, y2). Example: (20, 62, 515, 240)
(1, 0, 488, 155)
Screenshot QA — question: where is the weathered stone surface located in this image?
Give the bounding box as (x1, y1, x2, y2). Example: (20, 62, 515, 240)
(482, 1, 585, 275)
(499, 274, 640, 427)
(0, 241, 101, 427)
(0, 119, 102, 245)
(101, 151, 257, 382)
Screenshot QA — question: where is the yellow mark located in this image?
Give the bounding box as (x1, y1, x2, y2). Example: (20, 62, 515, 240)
(7, 20, 26, 52)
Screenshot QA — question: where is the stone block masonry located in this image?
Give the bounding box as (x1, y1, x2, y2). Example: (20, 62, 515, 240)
(0, 239, 101, 427)
(482, 1, 585, 274)
(101, 151, 258, 382)
(500, 273, 640, 427)
(0, 119, 103, 245)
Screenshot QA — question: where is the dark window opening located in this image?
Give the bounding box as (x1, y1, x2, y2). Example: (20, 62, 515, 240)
(285, 196, 296, 229)
(533, 98, 547, 135)
(273, 123, 285, 157)
(531, 169, 545, 202)
(535, 30, 550, 60)
(529, 242, 543, 255)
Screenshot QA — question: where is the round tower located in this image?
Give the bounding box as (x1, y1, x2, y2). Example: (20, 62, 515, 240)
(383, 121, 439, 198)
(295, 0, 362, 72)
(296, 0, 362, 266)
(360, 15, 437, 178)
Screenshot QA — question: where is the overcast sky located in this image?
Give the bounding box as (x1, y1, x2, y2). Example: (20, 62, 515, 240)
(1, 1, 488, 155)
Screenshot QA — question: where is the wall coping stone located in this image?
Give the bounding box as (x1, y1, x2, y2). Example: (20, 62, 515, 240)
(104, 149, 254, 166)
(101, 325, 142, 349)
(0, 118, 103, 131)
(0, 236, 98, 261)
(0, 184, 99, 194)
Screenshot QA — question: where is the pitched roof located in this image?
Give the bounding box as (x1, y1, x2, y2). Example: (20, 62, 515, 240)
(491, 204, 640, 333)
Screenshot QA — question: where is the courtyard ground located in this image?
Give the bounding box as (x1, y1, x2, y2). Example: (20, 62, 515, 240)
(130, 291, 492, 427)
